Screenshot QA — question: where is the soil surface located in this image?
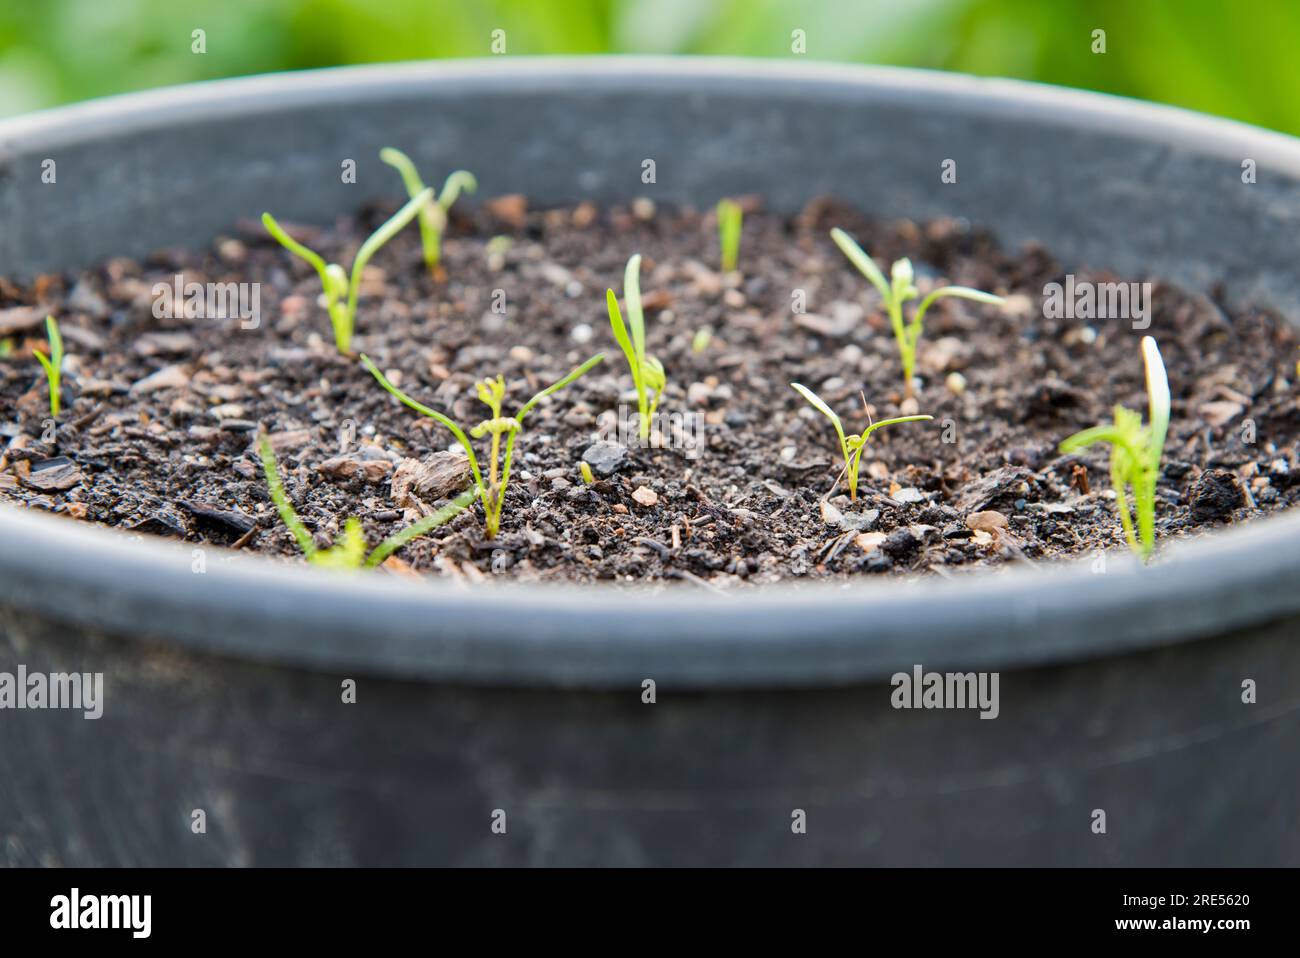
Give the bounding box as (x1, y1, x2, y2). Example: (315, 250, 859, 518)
(2, 197, 1298, 586)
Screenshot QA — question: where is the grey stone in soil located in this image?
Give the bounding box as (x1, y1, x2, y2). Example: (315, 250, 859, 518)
(839, 509, 879, 533)
(582, 440, 628, 477)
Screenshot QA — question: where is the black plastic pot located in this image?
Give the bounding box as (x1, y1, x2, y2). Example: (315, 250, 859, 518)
(1, 59, 1298, 866)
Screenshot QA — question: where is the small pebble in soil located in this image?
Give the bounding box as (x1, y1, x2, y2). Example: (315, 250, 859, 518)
(882, 527, 921, 559)
(1189, 469, 1246, 522)
(631, 486, 659, 508)
(582, 441, 628, 477)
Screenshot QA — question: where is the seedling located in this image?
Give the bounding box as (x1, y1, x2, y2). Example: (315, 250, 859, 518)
(790, 383, 932, 501)
(32, 316, 63, 417)
(262, 187, 433, 354)
(1059, 336, 1170, 562)
(361, 353, 604, 538)
(580, 461, 595, 485)
(717, 198, 743, 273)
(257, 435, 475, 569)
(692, 327, 713, 354)
(606, 254, 665, 440)
(831, 227, 1005, 399)
(379, 147, 477, 274)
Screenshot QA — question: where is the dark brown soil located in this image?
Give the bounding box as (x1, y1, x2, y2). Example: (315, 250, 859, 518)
(1, 196, 1298, 586)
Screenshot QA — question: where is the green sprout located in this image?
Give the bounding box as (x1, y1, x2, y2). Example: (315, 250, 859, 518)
(1060, 336, 1170, 562)
(379, 147, 477, 275)
(262, 187, 433, 354)
(692, 326, 713, 354)
(606, 254, 665, 441)
(361, 353, 603, 539)
(258, 435, 475, 570)
(790, 383, 932, 501)
(33, 316, 63, 417)
(717, 198, 743, 273)
(831, 227, 1005, 399)
(579, 461, 595, 485)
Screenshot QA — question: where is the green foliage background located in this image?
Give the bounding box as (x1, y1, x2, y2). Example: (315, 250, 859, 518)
(0, 0, 1293, 134)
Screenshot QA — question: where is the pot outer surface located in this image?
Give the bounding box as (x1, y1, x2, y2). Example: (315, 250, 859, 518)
(1, 60, 1299, 865)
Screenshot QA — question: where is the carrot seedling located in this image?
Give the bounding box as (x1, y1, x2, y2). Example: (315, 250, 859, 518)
(32, 316, 63, 417)
(1059, 336, 1170, 562)
(379, 147, 477, 274)
(361, 353, 603, 538)
(717, 198, 743, 273)
(257, 435, 475, 569)
(606, 254, 665, 440)
(262, 187, 432, 354)
(831, 227, 1005, 399)
(791, 383, 932, 501)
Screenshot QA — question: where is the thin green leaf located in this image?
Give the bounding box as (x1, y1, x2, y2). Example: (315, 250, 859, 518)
(516, 354, 604, 423)
(257, 435, 317, 557)
(860, 414, 933, 441)
(360, 353, 483, 489)
(44, 315, 62, 368)
(379, 147, 427, 200)
(717, 198, 742, 272)
(439, 170, 477, 209)
(791, 382, 848, 459)
(1059, 424, 1129, 454)
(347, 187, 435, 326)
(830, 228, 891, 302)
(364, 485, 479, 568)
(307, 518, 366, 570)
(624, 254, 646, 363)
(605, 288, 642, 394)
(914, 286, 1006, 330)
(261, 212, 331, 287)
(1142, 336, 1170, 471)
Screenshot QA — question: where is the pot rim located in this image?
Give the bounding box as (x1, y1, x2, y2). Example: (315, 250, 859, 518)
(1, 57, 1298, 688)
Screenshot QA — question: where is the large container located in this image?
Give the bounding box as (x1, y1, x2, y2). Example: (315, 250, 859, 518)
(1, 58, 1297, 865)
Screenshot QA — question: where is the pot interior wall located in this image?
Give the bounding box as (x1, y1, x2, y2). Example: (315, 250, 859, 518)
(3, 60, 1300, 322)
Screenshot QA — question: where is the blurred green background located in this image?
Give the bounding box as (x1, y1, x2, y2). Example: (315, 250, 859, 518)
(1, 0, 1294, 134)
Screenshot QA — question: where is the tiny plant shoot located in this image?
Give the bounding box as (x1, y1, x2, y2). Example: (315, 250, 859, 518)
(831, 227, 1005, 399)
(717, 198, 743, 273)
(33, 315, 63, 417)
(379, 147, 477, 274)
(361, 353, 604, 538)
(606, 254, 665, 440)
(790, 383, 932, 501)
(257, 435, 475, 569)
(692, 327, 713, 354)
(262, 187, 433, 354)
(1059, 336, 1170, 562)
